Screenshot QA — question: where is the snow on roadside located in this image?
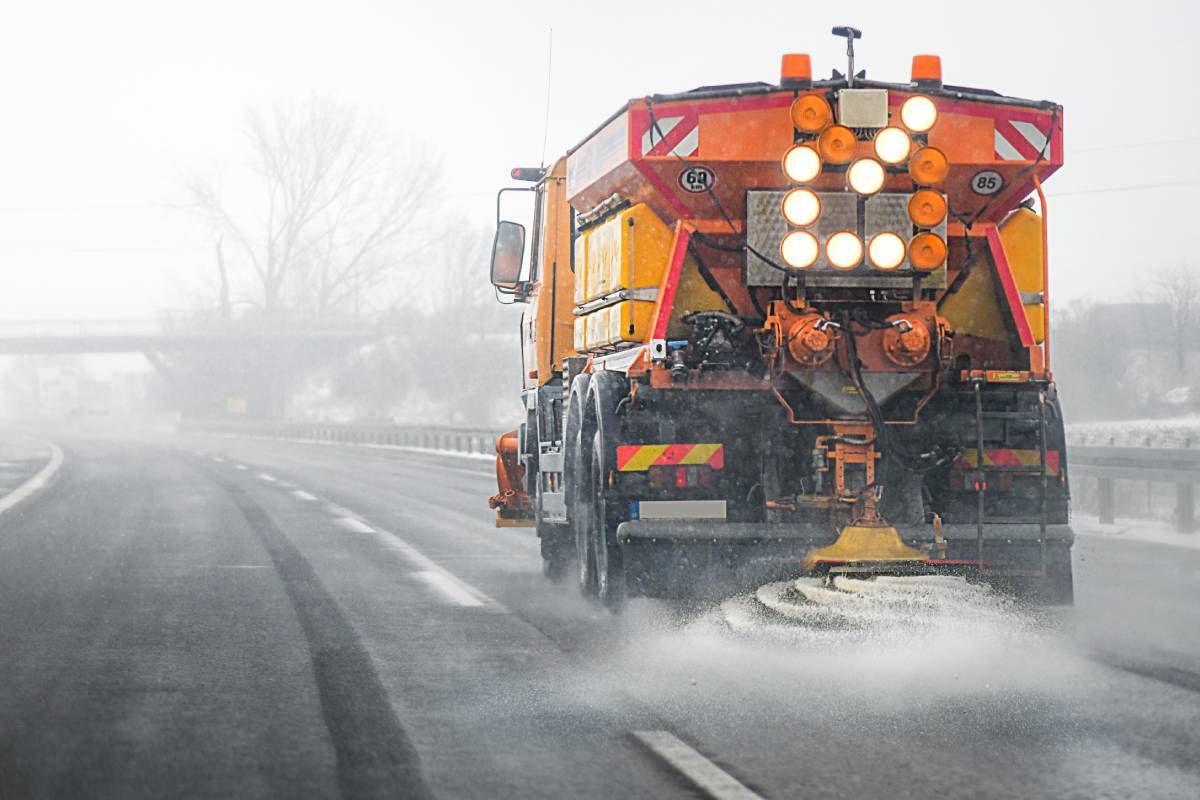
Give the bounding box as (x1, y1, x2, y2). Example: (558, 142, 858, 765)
(1072, 513, 1200, 550)
(1068, 417, 1200, 449)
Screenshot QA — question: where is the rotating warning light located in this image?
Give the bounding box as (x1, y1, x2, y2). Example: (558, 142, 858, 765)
(900, 96, 938, 132)
(848, 158, 886, 195)
(791, 95, 832, 133)
(908, 189, 947, 227)
(873, 127, 911, 165)
(909, 232, 948, 270)
(868, 233, 906, 270)
(782, 189, 821, 226)
(782, 145, 821, 183)
(818, 125, 857, 164)
(909, 146, 949, 185)
(826, 231, 863, 270)
(780, 230, 820, 269)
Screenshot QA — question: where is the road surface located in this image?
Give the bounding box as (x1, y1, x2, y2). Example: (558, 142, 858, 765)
(0, 432, 1197, 799)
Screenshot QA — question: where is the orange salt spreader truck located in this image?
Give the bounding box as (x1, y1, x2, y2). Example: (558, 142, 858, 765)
(487, 28, 1072, 608)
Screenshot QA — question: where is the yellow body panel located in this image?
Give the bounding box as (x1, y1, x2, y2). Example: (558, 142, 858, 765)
(580, 203, 674, 302)
(998, 207, 1046, 343)
(938, 253, 1009, 343)
(665, 253, 730, 339)
(572, 235, 587, 306)
(608, 299, 655, 345)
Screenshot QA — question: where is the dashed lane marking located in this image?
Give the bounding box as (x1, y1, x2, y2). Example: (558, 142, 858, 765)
(372, 532, 500, 611)
(211, 456, 226, 463)
(257, 473, 277, 483)
(413, 570, 485, 607)
(292, 490, 318, 501)
(335, 516, 375, 534)
(235, 464, 249, 471)
(632, 731, 764, 800)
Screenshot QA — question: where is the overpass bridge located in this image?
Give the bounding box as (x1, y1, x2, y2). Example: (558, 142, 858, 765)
(0, 318, 378, 355)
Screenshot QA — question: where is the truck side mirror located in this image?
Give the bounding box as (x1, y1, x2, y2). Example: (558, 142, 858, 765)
(490, 220, 526, 289)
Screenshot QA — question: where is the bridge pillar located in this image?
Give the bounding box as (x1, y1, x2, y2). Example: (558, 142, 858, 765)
(1176, 482, 1196, 533)
(1098, 477, 1115, 525)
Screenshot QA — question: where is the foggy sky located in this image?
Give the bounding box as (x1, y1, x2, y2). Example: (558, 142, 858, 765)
(0, 0, 1195, 321)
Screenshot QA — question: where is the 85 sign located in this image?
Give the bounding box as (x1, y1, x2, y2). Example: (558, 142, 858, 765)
(970, 170, 1004, 195)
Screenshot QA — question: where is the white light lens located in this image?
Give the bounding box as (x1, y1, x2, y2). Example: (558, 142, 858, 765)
(780, 231, 819, 269)
(900, 96, 938, 132)
(847, 158, 886, 195)
(826, 231, 863, 270)
(782, 145, 821, 183)
(782, 189, 821, 226)
(868, 233, 906, 270)
(873, 127, 911, 164)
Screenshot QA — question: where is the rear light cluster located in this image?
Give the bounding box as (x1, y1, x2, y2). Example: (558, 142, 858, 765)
(648, 465, 716, 490)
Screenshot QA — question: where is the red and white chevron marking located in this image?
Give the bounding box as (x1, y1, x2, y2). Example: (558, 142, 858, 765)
(994, 118, 1051, 161)
(641, 113, 700, 158)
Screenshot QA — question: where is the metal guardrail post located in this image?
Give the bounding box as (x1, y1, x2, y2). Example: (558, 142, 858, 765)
(1098, 477, 1115, 525)
(1177, 482, 1195, 533)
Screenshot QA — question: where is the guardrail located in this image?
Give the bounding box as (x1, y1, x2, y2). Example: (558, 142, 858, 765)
(183, 419, 500, 457)
(187, 419, 1199, 533)
(1069, 445, 1200, 532)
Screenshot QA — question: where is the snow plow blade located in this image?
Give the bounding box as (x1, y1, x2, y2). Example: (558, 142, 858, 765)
(801, 524, 926, 572)
(615, 520, 1075, 603)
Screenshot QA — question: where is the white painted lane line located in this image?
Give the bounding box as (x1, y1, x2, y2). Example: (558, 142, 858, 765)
(374, 533, 499, 610)
(211, 456, 225, 463)
(414, 570, 485, 607)
(235, 464, 249, 471)
(0, 440, 64, 517)
(324, 503, 352, 516)
(335, 516, 375, 533)
(291, 490, 318, 501)
(632, 731, 764, 800)
(257, 473, 276, 482)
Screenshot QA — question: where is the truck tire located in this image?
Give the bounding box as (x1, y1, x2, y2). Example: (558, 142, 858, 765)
(588, 431, 626, 610)
(583, 371, 629, 610)
(566, 375, 595, 597)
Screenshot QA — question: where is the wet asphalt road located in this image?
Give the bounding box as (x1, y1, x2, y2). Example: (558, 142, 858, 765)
(0, 432, 1197, 799)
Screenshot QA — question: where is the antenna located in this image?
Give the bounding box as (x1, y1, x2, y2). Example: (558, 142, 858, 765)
(539, 27, 554, 167)
(831, 26, 862, 87)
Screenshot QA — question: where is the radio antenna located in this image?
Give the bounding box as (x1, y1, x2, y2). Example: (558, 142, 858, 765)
(539, 27, 554, 167)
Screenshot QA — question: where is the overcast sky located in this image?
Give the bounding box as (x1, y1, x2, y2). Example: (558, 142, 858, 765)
(0, 0, 1196, 321)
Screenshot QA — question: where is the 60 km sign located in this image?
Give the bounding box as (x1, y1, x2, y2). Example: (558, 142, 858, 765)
(678, 166, 715, 194)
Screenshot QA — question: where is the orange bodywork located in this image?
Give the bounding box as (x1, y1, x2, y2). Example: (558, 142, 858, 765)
(488, 430, 533, 526)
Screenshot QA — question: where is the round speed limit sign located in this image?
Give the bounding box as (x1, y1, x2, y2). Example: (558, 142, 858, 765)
(678, 166, 715, 194)
(970, 170, 1004, 195)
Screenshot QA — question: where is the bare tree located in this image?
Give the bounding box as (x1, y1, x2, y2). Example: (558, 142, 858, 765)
(190, 97, 441, 321)
(1153, 265, 1199, 371)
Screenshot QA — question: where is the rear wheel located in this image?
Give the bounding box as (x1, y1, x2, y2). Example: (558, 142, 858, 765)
(589, 433, 626, 610)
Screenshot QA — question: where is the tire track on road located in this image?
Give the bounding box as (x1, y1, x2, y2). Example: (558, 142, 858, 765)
(218, 478, 435, 800)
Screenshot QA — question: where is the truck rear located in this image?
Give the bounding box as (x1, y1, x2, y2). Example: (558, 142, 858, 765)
(488, 30, 1072, 608)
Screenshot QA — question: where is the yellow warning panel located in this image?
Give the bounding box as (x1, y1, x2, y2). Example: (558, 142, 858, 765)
(998, 207, 1046, 343)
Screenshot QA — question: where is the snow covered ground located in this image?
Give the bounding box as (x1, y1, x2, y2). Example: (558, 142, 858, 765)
(1068, 418, 1200, 448)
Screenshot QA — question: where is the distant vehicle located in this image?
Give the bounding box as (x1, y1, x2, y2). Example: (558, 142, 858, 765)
(488, 28, 1072, 607)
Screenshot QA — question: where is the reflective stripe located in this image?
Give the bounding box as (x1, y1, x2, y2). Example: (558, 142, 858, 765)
(994, 129, 1024, 160)
(671, 125, 700, 157)
(955, 448, 1060, 474)
(616, 443, 724, 471)
(1011, 120, 1049, 157)
(641, 116, 683, 156)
